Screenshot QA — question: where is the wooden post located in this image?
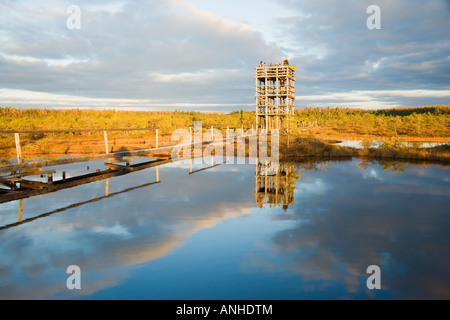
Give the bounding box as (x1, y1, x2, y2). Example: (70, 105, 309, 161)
(47, 172, 53, 184)
(275, 170, 278, 208)
(14, 133, 23, 164)
(156, 166, 160, 182)
(193, 121, 202, 163)
(104, 131, 109, 154)
(156, 129, 159, 148)
(105, 178, 109, 197)
(18, 199, 23, 223)
(264, 168, 267, 204)
(211, 126, 214, 141)
(285, 168, 288, 208)
(255, 165, 258, 204)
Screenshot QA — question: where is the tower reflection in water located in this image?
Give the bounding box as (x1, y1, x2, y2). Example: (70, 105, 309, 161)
(254, 160, 297, 212)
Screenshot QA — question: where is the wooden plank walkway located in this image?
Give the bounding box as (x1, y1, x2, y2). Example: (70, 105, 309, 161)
(0, 134, 257, 174)
(0, 140, 206, 174)
(0, 134, 256, 203)
(0, 157, 173, 204)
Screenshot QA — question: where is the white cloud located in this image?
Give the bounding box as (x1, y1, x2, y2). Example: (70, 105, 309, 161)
(0, 0, 282, 106)
(296, 90, 450, 109)
(0, 0, 449, 109)
(0, 88, 251, 110)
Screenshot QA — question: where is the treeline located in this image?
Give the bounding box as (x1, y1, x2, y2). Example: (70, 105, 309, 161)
(0, 106, 449, 158)
(296, 105, 450, 117)
(0, 108, 255, 135)
(0, 108, 256, 156)
(0, 105, 448, 138)
(372, 106, 450, 116)
(294, 105, 450, 137)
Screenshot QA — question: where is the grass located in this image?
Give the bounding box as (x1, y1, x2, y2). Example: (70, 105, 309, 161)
(279, 134, 450, 164)
(1, 107, 449, 164)
(300, 126, 450, 144)
(280, 135, 354, 159)
(360, 143, 450, 163)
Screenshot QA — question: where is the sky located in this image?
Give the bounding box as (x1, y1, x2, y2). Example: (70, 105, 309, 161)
(0, 0, 449, 111)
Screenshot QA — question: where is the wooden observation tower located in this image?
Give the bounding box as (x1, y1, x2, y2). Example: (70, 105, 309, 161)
(255, 60, 295, 131)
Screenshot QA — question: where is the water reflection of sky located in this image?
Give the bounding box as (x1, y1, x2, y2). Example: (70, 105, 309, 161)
(0, 158, 448, 300)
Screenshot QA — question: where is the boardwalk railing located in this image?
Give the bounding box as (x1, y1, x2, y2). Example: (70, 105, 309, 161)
(0, 127, 160, 164)
(0, 124, 277, 175)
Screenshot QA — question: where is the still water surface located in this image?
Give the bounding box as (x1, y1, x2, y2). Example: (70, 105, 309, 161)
(0, 157, 449, 300)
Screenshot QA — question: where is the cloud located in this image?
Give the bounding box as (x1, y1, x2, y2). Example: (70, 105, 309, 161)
(0, 88, 251, 110)
(296, 89, 450, 109)
(264, 161, 450, 299)
(0, 162, 256, 299)
(0, 0, 449, 109)
(0, 0, 282, 106)
(275, 0, 450, 106)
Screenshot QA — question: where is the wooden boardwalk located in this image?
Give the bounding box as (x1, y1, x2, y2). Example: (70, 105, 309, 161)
(0, 132, 258, 203)
(0, 128, 286, 233)
(0, 140, 203, 174)
(0, 132, 260, 230)
(0, 157, 171, 204)
(0, 126, 257, 173)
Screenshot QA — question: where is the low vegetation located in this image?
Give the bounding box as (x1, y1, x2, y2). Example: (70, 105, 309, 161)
(280, 136, 450, 164)
(0, 106, 448, 163)
(294, 105, 450, 142)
